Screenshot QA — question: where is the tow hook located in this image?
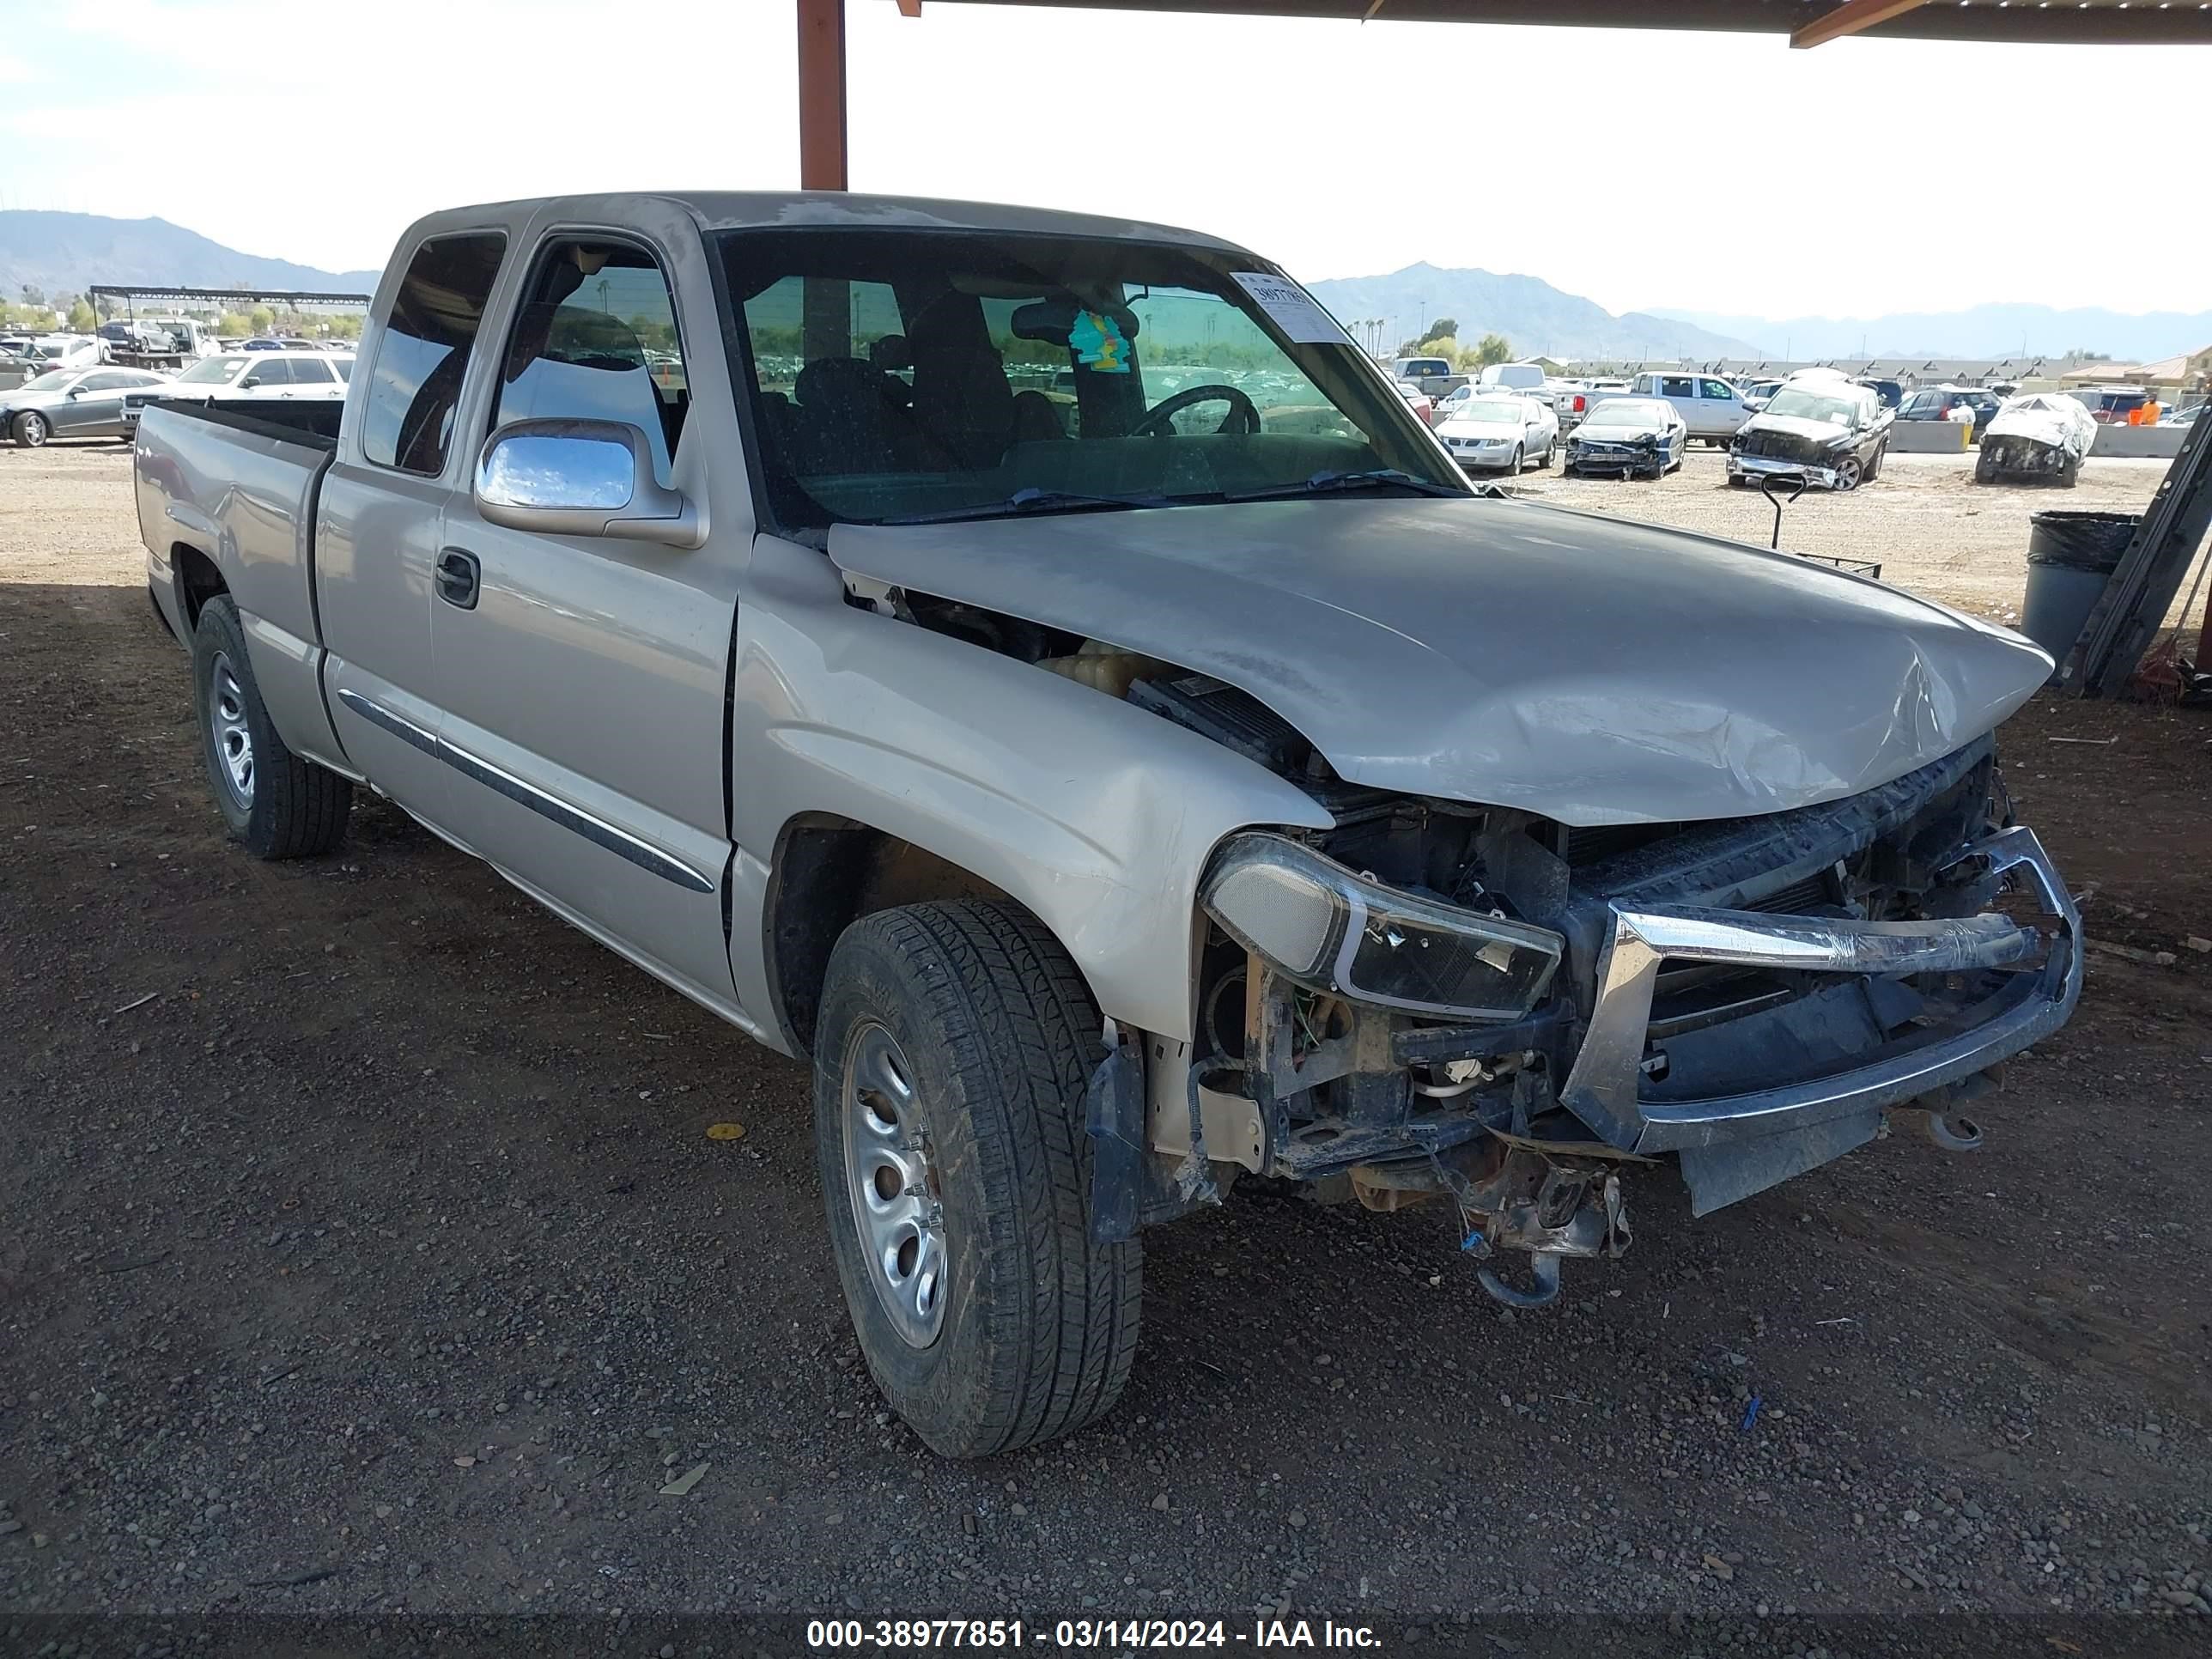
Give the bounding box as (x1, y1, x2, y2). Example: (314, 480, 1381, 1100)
(1473, 1170, 1632, 1310)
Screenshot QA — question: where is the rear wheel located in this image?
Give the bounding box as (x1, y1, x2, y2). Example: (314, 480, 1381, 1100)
(191, 595, 352, 859)
(813, 898, 1141, 1457)
(12, 410, 49, 447)
(1535, 437, 1553, 470)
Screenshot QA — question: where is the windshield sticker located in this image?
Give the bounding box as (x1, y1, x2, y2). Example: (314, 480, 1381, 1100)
(1070, 310, 1130, 374)
(1231, 272, 1350, 345)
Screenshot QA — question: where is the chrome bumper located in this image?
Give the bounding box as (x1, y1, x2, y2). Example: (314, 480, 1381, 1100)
(1730, 452, 1839, 489)
(1560, 826, 2080, 1153)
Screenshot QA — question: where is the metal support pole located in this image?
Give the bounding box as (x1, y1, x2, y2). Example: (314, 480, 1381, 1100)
(797, 0, 848, 192)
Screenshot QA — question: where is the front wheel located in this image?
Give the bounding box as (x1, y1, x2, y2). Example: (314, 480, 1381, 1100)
(13, 410, 49, 447)
(1832, 455, 1863, 491)
(814, 899, 1142, 1458)
(191, 595, 352, 858)
(1509, 444, 1523, 473)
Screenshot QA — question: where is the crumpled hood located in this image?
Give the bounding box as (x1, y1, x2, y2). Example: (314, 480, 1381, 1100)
(829, 495, 2051, 826)
(1574, 419, 1666, 443)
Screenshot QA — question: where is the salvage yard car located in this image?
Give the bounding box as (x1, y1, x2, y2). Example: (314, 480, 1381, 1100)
(1436, 391, 1556, 472)
(1975, 391, 2096, 487)
(1728, 377, 1892, 491)
(3, 364, 173, 446)
(1562, 395, 1686, 477)
(135, 191, 2081, 1458)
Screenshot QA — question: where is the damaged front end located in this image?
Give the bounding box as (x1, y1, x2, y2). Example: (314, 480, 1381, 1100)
(1094, 734, 2081, 1307)
(1729, 422, 1852, 490)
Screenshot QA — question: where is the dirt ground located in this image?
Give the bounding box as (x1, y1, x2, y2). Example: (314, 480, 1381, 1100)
(3, 441, 2211, 1650)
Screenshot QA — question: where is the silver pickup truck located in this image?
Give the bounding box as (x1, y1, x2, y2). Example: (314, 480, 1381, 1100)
(136, 191, 2081, 1459)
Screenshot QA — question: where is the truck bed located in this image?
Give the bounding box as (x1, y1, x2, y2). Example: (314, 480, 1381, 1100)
(136, 398, 344, 773)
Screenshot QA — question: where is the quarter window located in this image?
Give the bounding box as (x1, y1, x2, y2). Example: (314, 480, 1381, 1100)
(362, 231, 507, 476)
(491, 237, 688, 483)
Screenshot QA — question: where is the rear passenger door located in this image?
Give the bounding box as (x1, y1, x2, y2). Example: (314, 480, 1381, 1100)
(319, 229, 511, 827)
(430, 223, 744, 1012)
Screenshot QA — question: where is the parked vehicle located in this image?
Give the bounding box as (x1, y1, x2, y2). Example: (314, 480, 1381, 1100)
(1975, 392, 2096, 488)
(1563, 395, 1687, 477)
(100, 316, 220, 369)
(1389, 354, 1467, 403)
(1897, 384, 2002, 431)
(2, 365, 173, 447)
(1475, 361, 1547, 394)
(1852, 377, 1905, 410)
(1393, 379, 1437, 427)
(2066, 386, 2152, 426)
(1741, 377, 1785, 412)
(1728, 379, 1892, 491)
(1436, 392, 1557, 472)
(1625, 370, 1753, 444)
(136, 190, 2079, 1460)
(124, 350, 354, 428)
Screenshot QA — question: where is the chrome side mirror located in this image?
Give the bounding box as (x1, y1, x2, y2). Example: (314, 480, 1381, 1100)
(474, 418, 702, 548)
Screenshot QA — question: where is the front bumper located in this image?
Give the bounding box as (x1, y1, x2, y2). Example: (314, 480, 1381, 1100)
(1447, 441, 1519, 468)
(1560, 825, 2079, 1154)
(1730, 451, 1840, 489)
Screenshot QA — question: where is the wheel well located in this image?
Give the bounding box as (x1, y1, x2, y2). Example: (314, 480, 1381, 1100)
(765, 817, 1026, 1057)
(171, 544, 227, 633)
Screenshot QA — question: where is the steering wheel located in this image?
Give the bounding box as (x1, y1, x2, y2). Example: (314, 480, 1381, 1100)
(1130, 383, 1261, 438)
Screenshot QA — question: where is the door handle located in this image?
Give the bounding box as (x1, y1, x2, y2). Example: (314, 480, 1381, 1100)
(435, 546, 481, 611)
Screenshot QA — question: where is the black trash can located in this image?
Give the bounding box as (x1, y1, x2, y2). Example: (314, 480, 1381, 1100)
(2021, 510, 2139, 677)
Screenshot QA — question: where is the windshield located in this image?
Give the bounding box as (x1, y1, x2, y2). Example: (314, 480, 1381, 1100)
(1585, 398, 1668, 426)
(176, 356, 248, 385)
(716, 228, 1461, 531)
(18, 369, 78, 393)
(1451, 399, 1527, 424)
(1765, 388, 1858, 424)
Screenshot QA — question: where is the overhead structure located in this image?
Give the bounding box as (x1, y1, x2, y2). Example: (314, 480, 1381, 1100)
(88, 283, 369, 313)
(795, 0, 2206, 187)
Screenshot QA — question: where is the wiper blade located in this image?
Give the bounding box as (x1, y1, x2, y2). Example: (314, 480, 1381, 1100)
(1214, 468, 1468, 505)
(878, 487, 1175, 526)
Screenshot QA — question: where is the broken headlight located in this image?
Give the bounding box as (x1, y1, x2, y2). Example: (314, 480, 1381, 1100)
(1200, 833, 1563, 1021)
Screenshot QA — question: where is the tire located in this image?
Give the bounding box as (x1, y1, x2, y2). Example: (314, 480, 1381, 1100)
(1535, 437, 1553, 470)
(13, 410, 49, 447)
(1509, 444, 1522, 474)
(813, 898, 1142, 1458)
(1833, 455, 1863, 492)
(191, 595, 352, 859)
(1974, 452, 1996, 486)
(1864, 441, 1886, 483)
(2059, 455, 2081, 489)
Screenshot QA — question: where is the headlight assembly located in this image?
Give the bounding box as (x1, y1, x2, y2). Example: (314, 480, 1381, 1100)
(1200, 833, 1563, 1022)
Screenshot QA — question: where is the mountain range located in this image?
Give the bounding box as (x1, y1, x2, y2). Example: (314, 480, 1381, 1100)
(8, 211, 2203, 368)
(1643, 303, 2212, 365)
(1304, 262, 1761, 362)
(0, 210, 378, 301)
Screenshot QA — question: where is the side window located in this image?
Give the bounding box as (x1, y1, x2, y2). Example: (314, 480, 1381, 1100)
(244, 359, 293, 387)
(491, 237, 687, 484)
(331, 357, 353, 383)
(80, 372, 127, 392)
(1660, 375, 1694, 398)
(290, 356, 334, 384)
(362, 231, 507, 476)
(1701, 378, 1735, 400)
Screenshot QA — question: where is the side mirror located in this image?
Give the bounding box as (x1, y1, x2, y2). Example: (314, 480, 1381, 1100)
(474, 418, 702, 548)
(240, 375, 263, 390)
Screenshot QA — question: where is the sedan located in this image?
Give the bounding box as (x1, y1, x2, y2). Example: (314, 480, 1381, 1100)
(1436, 393, 1558, 473)
(1, 366, 173, 447)
(1563, 397, 1686, 479)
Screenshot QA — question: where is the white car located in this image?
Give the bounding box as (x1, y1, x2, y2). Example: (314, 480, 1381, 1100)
(123, 349, 354, 424)
(1437, 392, 1558, 472)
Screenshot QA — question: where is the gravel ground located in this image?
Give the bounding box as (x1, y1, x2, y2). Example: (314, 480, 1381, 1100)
(3, 441, 2210, 1652)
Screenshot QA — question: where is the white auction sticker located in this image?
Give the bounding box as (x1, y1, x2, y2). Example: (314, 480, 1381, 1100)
(1231, 272, 1352, 345)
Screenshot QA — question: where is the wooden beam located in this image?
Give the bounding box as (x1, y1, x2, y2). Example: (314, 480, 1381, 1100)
(895, 0, 921, 15)
(796, 0, 848, 191)
(1790, 0, 1929, 49)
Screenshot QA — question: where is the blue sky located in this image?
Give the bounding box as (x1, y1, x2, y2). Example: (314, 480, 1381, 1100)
(1, 0, 2206, 320)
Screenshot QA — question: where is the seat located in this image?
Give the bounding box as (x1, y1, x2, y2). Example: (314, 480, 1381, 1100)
(791, 357, 915, 476)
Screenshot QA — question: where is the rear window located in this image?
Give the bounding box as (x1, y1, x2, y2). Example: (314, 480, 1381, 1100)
(362, 231, 507, 476)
